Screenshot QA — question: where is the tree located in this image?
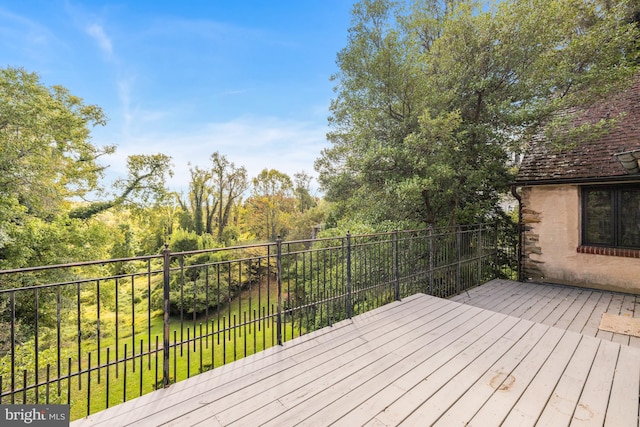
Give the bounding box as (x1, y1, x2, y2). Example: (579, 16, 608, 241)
(0, 67, 115, 267)
(181, 165, 213, 235)
(293, 171, 317, 213)
(316, 0, 640, 228)
(174, 153, 248, 243)
(249, 169, 295, 241)
(0, 67, 175, 267)
(0, 67, 112, 215)
(210, 152, 249, 242)
(69, 153, 174, 219)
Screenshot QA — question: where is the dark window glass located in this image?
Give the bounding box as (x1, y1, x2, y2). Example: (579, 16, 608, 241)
(584, 190, 613, 245)
(620, 188, 640, 247)
(582, 185, 640, 249)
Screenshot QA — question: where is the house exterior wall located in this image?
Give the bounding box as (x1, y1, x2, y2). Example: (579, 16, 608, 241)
(520, 184, 640, 294)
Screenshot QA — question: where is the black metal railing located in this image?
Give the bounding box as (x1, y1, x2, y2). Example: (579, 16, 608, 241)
(0, 223, 516, 420)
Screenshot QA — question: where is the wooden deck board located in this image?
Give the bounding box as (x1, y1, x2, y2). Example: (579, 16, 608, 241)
(222, 304, 489, 426)
(605, 345, 640, 427)
(404, 322, 550, 426)
(535, 337, 602, 426)
(74, 295, 440, 427)
(365, 318, 536, 427)
(501, 331, 583, 427)
(462, 326, 567, 426)
(571, 341, 619, 426)
(457, 280, 640, 349)
(130, 297, 462, 426)
(71, 280, 640, 427)
(333, 313, 516, 426)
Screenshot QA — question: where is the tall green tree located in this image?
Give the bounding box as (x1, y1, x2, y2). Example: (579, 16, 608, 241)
(293, 171, 316, 213)
(0, 67, 174, 267)
(180, 165, 213, 235)
(0, 67, 112, 216)
(249, 169, 295, 241)
(0, 67, 115, 267)
(210, 152, 249, 242)
(316, 0, 639, 228)
(175, 153, 248, 242)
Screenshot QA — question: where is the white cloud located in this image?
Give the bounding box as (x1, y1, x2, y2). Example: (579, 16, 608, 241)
(97, 115, 330, 194)
(86, 23, 113, 57)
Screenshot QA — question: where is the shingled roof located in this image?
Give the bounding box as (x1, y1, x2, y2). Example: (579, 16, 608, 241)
(516, 78, 640, 184)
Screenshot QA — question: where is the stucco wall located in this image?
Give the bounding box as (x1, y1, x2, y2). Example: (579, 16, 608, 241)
(520, 185, 640, 294)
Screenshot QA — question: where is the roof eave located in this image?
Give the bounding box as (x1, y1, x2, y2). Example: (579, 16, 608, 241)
(513, 174, 640, 186)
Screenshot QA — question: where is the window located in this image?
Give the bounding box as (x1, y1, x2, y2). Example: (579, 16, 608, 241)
(582, 185, 640, 249)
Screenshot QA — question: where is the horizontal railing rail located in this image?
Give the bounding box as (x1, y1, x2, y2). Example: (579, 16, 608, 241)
(0, 223, 517, 420)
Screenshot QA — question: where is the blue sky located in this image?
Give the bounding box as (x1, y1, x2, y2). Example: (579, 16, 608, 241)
(0, 1, 355, 194)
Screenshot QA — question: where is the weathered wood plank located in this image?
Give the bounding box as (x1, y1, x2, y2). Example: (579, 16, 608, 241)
(597, 293, 624, 343)
(493, 284, 559, 319)
(611, 294, 637, 345)
(581, 293, 613, 338)
(250, 305, 496, 426)
(526, 286, 573, 324)
(405, 322, 553, 426)
(507, 285, 567, 321)
(500, 331, 583, 426)
(454, 280, 538, 315)
(456, 326, 566, 426)
(73, 295, 439, 427)
(166, 297, 480, 426)
(553, 290, 592, 331)
(327, 313, 527, 427)
(535, 337, 601, 426)
(604, 345, 640, 427)
(566, 291, 603, 335)
(570, 340, 620, 426)
(450, 279, 514, 304)
(367, 319, 536, 427)
(629, 295, 640, 348)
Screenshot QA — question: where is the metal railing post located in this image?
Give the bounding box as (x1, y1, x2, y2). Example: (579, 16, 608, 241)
(276, 236, 283, 346)
(428, 226, 434, 294)
(10, 291, 15, 403)
(162, 244, 171, 388)
(346, 232, 352, 319)
(494, 222, 500, 278)
(456, 226, 462, 294)
(478, 224, 483, 285)
(393, 230, 400, 301)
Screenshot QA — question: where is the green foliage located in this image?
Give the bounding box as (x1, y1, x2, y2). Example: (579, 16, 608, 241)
(177, 152, 249, 240)
(0, 214, 112, 270)
(169, 228, 200, 252)
(316, 0, 640, 228)
(249, 169, 296, 241)
(0, 66, 176, 269)
(0, 67, 114, 267)
(0, 67, 112, 217)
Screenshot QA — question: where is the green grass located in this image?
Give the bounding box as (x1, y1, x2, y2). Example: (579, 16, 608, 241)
(59, 276, 304, 420)
(4, 273, 326, 420)
(67, 313, 291, 419)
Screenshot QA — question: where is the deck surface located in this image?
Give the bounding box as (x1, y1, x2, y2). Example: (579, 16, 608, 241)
(451, 279, 640, 348)
(72, 280, 640, 426)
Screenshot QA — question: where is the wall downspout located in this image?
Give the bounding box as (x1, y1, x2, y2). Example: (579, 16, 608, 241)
(510, 184, 523, 282)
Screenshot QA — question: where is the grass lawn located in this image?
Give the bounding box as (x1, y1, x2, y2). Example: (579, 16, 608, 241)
(58, 275, 307, 420)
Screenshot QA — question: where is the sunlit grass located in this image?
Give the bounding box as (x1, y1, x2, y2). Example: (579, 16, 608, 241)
(60, 275, 300, 420)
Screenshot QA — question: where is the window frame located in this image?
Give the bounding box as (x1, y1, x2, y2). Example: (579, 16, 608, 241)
(581, 184, 640, 250)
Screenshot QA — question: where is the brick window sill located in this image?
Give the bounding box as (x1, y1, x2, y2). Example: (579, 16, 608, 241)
(577, 246, 640, 258)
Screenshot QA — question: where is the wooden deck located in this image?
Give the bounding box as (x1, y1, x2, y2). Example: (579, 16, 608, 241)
(451, 279, 640, 348)
(72, 280, 640, 426)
